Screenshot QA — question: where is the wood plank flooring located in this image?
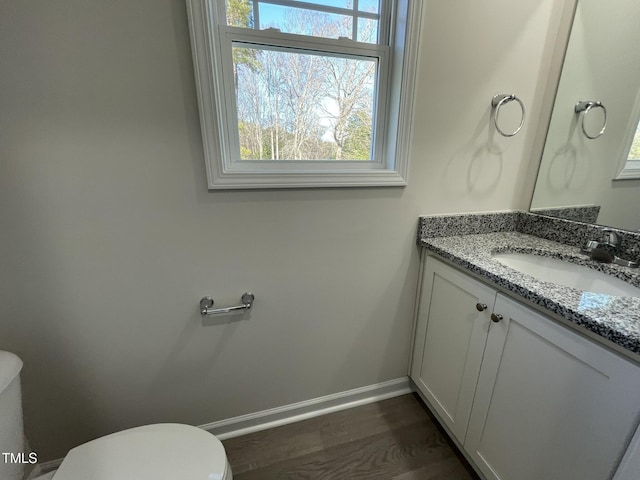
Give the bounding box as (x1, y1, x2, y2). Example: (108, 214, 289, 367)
(222, 393, 480, 480)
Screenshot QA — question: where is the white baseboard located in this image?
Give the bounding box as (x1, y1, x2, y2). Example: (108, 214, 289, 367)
(200, 377, 414, 440)
(25, 377, 413, 478)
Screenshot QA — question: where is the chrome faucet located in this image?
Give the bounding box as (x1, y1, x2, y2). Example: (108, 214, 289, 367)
(601, 229, 621, 250)
(581, 229, 638, 267)
(583, 229, 621, 254)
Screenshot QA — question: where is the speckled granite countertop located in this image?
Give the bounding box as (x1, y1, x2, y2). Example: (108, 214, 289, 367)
(419, 231, 640, 358)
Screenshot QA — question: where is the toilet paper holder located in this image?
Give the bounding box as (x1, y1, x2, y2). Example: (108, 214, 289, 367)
(200, 292, 255, 316)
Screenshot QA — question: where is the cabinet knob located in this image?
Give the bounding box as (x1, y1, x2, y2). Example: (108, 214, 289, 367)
(491, 313, 503, 323)
(476, 303, 488, 311)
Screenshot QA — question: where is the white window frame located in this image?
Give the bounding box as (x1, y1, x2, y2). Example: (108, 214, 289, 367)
(186, 0, 422, 189)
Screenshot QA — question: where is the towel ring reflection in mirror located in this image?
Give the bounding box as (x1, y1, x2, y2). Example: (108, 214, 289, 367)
(491, 94, 525, 137)
(575, 100, 607, 139)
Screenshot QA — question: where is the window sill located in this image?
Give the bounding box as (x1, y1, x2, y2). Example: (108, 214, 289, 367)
(204, 167, 408, 189)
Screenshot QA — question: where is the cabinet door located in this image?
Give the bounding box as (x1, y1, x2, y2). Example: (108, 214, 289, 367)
(614, 422, 640, 480)
(410, 256, 495, 443)
(465, 293, 640, 480)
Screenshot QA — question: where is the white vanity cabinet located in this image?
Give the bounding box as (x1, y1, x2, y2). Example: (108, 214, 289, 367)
(411, 255, 640, 480)
(410, 255, 495, 443)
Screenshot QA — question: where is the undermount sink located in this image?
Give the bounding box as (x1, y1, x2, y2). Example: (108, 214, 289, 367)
(492, 252, 640, 298)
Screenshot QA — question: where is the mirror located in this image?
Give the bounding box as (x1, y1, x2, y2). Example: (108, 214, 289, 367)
(530, 0, 640, 231)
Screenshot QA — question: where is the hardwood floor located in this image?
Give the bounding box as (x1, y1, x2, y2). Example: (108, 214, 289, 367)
(222, 393, 480, 480)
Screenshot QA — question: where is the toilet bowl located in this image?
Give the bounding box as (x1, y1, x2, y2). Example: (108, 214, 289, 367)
(0, 351, 232, 480)
(50, 423, 232, 480)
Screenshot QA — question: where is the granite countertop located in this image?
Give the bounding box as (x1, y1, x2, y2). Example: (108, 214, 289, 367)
(419, 231, 640, 358)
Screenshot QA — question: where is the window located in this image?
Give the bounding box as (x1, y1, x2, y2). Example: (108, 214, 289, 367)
(187, 0, 422, 189)
(628, 124, 640, 161)
(616, 85, 640, 180)
(616, 120, 640, 179)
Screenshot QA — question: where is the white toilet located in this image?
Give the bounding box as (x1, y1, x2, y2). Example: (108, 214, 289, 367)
(50, 423, 232, 480)
(0, 351, 232, 480)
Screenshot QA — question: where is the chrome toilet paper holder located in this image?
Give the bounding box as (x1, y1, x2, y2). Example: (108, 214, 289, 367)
(199, 292, 255, 316)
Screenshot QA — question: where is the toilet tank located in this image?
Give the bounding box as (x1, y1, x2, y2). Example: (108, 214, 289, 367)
(0, 350, 25, 480)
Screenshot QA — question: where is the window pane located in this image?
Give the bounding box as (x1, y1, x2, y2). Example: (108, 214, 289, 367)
(288, 0, 379, 13)
(357, 17, 378, 43)
(225, 1, 381, 43)
(233, 45, 376, 161)
(258, 3, 352, 39)
(225, 0, 255, 28)
(358, 0, 380, 13)
(628, 122, 640, 160)
(290, 0, 353, 8)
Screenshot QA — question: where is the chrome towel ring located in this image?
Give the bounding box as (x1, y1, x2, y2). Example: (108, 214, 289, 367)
(491, 94, 525, 137)
(575, 100, 607, 139)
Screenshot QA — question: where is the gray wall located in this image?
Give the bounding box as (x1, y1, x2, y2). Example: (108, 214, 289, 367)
(0, 0, 566, 460)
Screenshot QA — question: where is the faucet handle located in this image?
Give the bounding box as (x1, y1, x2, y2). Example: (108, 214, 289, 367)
(602, 229, 621, 248)
(583, 240, 600, 251)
